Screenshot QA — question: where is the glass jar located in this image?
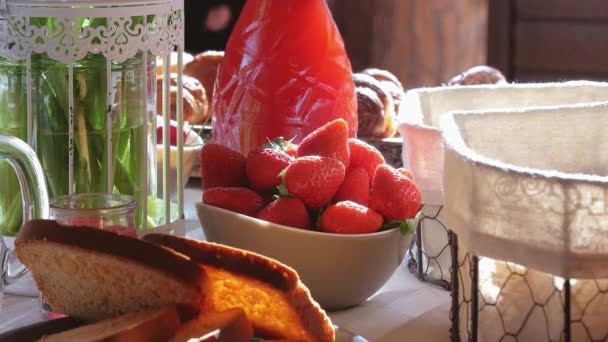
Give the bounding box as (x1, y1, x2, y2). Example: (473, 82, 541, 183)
(50, 193, 137, 237)
(0, 0, 185, 235)
(0, 57, 28, 236)
(0, 51, 157, 234)
(33, 51, 157, 229)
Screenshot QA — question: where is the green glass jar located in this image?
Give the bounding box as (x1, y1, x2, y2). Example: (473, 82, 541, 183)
(0, 51, 157, 235)
(0, 0, 185, 235)
(0, 57, 28, 236)
(35, 51, 156, 228)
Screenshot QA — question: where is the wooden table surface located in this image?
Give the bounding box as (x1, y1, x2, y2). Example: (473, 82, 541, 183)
(0, 179, 451, 342)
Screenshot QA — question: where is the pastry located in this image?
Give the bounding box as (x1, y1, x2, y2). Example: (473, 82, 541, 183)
(183, 50, 224, 116)
(361, 68, 404, 119)
(361, 68, 404, 90)
(156, 52, 194, 77)
(156, 74, 210, 125)
(447, 65, 506, 86)
(353, 73, 396, 138)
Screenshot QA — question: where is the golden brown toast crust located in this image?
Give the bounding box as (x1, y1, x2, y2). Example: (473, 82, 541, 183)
(143, 234, 335, 342)
(16, 220, 205, 286)
(144, 234, 299, 292)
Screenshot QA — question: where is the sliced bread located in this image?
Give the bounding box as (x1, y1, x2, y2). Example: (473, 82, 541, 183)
(169, 308, 253, 342)
(15, 220, 207, 322)
(143, 234, 335, 342)
(0, 317, 83, 342)
(39, 305, 181, 342)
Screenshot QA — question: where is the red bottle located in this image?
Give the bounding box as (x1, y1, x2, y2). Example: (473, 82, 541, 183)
(212, 0, 358, 156)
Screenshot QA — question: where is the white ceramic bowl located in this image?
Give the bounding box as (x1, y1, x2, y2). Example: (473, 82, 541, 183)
(156, 129, 203, 198)
(196, 203, 412, 311)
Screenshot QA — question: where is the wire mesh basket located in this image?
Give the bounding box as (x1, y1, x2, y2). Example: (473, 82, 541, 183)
(398, 81, 608, 292)
(443, 101, 608, 342)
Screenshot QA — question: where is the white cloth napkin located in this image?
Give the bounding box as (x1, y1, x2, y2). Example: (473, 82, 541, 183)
(442, 101, 608, 279)
(398, 81, 608, 205)
(397, 81, 608, 285)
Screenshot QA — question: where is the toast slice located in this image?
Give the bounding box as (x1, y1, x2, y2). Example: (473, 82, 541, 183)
(169, 308, 253, 342)
(40, 305, 181, 342)
(143, 234, 335, 342)
(0, 317, 84, 342)
(15, 220, 207, 322)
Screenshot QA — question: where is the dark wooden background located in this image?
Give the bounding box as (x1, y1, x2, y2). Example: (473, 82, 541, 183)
(184, 0, 608, 88)
(488, 0, 608, 82)
(331, 0, 489, 88)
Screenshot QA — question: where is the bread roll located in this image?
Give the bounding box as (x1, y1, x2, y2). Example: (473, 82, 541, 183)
(157, 74, 210, 125)
(447, 65, 506, 86)
(184, 51, 224, 116)
(156, 52, 194, 77)
(354, 73, 396, 138)
(361, 68, 404, 90)
(361, 68, 405, 120)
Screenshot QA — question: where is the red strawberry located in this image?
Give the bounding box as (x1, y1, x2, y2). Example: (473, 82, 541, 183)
(257, 197, 311, 229)
(398, 168, 412, 179)
(203, 187, 264, 217)
(263, 137, 298, 157)
(284, 143, 298, 158)
(200, 143, 247, 190)
(297, 119, 350, 169)
(261, 193, 276, 207)
(319, 201, 383, 234)
(334, 167, 370, 206)
(370, 165, 422, 220)
(283, 156, 345, 210)
(348, 139, 385, 181)
(246, 147, 293, 192)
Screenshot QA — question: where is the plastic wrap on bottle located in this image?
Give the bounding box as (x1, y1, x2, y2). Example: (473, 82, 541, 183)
(212, 0, 358, 156)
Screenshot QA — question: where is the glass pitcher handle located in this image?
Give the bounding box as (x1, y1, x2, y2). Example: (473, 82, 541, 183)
(0, 135, 49, 285)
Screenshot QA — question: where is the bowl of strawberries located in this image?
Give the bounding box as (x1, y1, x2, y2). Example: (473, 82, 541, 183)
(196, 119, 421, 310)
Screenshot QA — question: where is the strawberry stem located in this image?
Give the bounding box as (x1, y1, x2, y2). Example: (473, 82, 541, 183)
(263, 136, 295, 151)
(382, 219, 416, 236)
(277, 169, 290, 197)
(400, 219, 416, 236)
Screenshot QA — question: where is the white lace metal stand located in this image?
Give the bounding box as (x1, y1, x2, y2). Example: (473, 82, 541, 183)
(0, 0, 185, 296)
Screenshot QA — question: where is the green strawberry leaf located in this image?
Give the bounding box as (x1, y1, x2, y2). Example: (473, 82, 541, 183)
(277, 169, 290, 197)
(382, 219, 416, 236)
(400, 219, 416, 236)
(263, 136, 296, 151)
